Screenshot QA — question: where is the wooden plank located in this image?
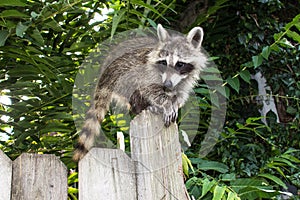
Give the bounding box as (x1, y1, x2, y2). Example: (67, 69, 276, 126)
(11, 153, 68, 200)
(130, 110, 189, 200)
(79, 148, 137, 200)
(0, 150, 12, 200)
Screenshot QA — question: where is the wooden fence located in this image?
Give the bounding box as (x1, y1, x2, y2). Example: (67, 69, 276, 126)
(0, 110, 189, 200)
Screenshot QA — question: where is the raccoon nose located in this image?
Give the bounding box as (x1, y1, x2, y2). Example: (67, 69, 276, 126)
(164, 80, 173, 88)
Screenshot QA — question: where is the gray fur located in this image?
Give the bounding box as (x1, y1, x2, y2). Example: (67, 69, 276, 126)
(73, 24, 207, 161)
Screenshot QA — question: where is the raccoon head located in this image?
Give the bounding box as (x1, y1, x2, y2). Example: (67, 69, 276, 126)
(150, 24, 206, 90)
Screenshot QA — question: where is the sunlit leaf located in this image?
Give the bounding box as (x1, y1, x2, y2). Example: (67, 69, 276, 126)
(213, 185, 226, 200)
(286, 30, 300, 43)
(278, 38, 294, 48)
(201, 178, 216, 198)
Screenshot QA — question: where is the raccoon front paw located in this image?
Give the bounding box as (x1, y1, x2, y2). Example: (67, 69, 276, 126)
(148, 103, 178, 127)
(163, 103, 178, 127)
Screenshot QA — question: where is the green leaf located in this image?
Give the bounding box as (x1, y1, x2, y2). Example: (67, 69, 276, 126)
(278, 38, 294, 48)
(238, 186, 278, 199)
(245, 117, 262, 124)
(230, 178, 280, 199)
(284, 13, 300, 30)
(258, 174, 287, 189)
(194, 88, 209, 94)
(203, 67, 221, 73)
(147, 18, 156, 28)
(208, 56, 220, 61)
(182, 153, 189, 177)
(239, 70, 251, 83)
(201, 178, 216, 198)
(252, 55, 263, 68)
(227, 191, 239, 200)
(186, 177, 202, 198)
(0, 10, 29, 18)
(273, 32, 284, 41)
(0, 0, 28, 7)
(16, 22, 29, 37)
(273, 157, 297, 168)
(40, 121, 72, 133)
(68, 187, 78, 194)
(45, 19, 63, 32)
(281, 153, 300, 163)
(130, 0, 169, 22)
(286, 30, 300, 43)
(213, 185, 226, 200)
(210, 92, 220, 108)
(111, 9, 126, 39)
(30, 28, 44, 45)
(230, 178, 266, 192)
(261, 46, 271, 60)
(181, 153, 194, 177)
(0, 30, 9, 46)
(270, 43, 280, 51)
(26, 46, 43, 54)
(286, 106, 297, 114)
(227, 191, 234, 200)
(201, 74, 223, 81)
(215, 85, 229, 99)
(198, 160, 229, 173)
(226, 76, 240, 93)
(220, 173, 236, 182)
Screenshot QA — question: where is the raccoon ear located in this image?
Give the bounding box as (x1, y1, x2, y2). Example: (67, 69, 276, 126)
(157, 24, 170, 42)
(187, 27, 204, 50)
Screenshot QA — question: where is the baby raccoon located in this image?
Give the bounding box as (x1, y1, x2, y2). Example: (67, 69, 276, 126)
(73, 24, 207, 161)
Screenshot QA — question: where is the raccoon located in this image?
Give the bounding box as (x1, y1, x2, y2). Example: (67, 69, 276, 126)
(73, 24, 207, 161)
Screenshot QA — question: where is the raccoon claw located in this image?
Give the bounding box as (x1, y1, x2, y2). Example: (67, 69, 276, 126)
(148, 102, 178, 127)
(163, 111, 177, 127)
(163, 105, 178, 127)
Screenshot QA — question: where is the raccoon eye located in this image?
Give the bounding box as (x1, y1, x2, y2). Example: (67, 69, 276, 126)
(175, 62, 194, 74)
(157, 60, 167, 66)
(175, 62, 185, 69)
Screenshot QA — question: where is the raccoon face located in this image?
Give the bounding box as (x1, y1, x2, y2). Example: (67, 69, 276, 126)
(155, 59, 195, 89)
(152, 24, 205, 90)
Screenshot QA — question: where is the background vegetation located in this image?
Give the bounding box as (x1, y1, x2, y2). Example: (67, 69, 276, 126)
(0, 0, 299, 199)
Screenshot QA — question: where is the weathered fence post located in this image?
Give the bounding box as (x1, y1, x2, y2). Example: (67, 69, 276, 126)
(0, 150, 12, 200)
(79, 110, 189, 200)
(130, 110, 189, 200)
(79, 148, 137, 200)
(11, 153, 68, 200)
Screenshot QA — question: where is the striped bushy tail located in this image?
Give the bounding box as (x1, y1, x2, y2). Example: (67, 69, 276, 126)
(73, 107, 104, 161)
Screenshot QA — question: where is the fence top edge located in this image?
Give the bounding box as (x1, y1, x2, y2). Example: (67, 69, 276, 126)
(0, 149, 12, 163)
